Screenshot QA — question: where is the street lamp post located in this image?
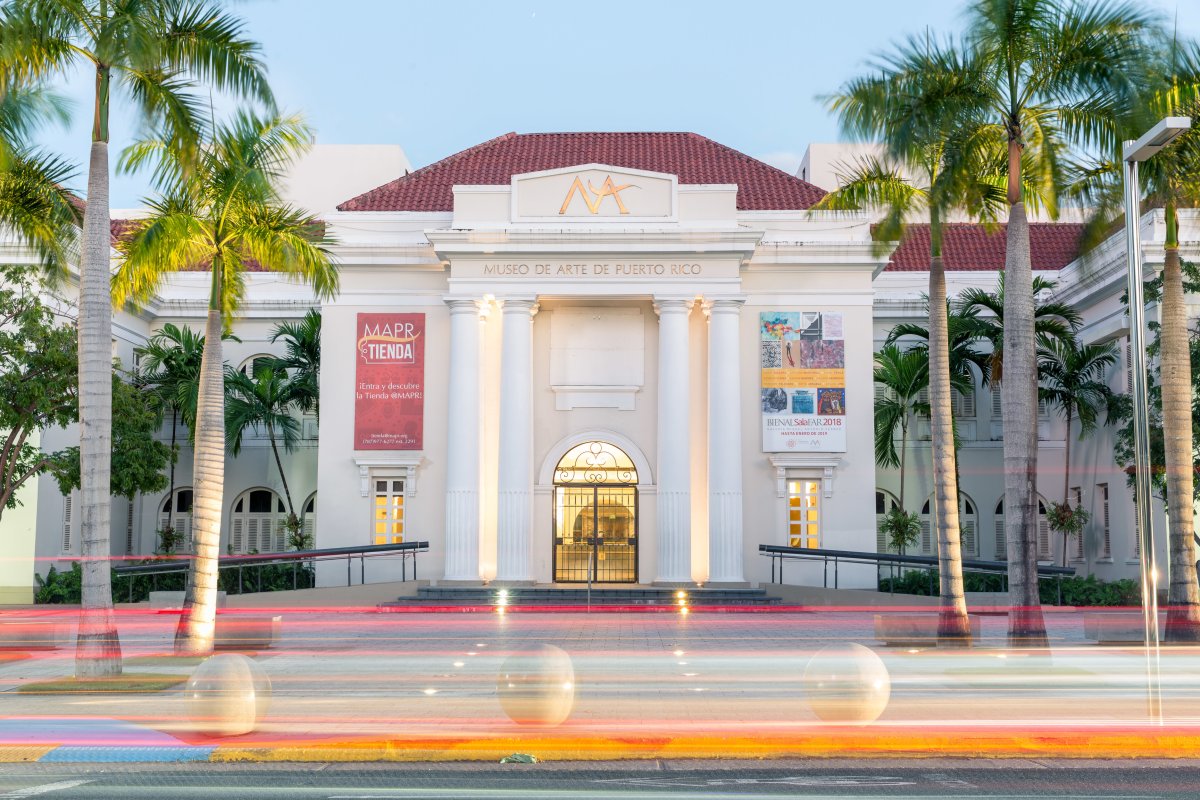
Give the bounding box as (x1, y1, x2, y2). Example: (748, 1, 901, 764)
(1122, 115, 1192, 722)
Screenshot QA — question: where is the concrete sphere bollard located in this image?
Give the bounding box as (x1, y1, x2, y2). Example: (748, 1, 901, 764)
(186, 653, 272, 737)
(801, 643, 891, 724)
(496, 644, 575, 726)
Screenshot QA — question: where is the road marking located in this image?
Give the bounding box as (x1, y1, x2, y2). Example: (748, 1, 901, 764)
(596, 775, 916, 788)
(0, 780, 93, 798)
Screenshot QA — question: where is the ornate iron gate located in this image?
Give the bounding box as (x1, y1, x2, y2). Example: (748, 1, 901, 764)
(551, 440, 639, 584)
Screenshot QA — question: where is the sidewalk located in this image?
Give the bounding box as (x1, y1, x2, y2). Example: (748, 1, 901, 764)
(1, 607, 1197, 762)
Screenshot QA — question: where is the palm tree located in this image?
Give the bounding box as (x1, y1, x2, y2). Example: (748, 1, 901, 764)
(957, 274, 1080, 384)
(225, 364, 302, 537)
(819, 40, 1008, 641)
(0, 81, 78, 275)
(886, 301, 992, 392)
(269, 309, 321, 422)
(1038, 337, 1118, 564)
(963, 0, 1160, 645)
(112, 112, 336, 655)
(1070, 38, 1200, 641)
(873, 344, 929, 517)
(0, 0, 273, 677)
(135, 323, 205, 544)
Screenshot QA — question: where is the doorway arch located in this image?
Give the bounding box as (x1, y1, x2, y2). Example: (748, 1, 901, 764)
(552, 440, 639, 584)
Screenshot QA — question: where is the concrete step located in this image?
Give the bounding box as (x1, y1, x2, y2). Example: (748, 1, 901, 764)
(386, 586, 781, 607)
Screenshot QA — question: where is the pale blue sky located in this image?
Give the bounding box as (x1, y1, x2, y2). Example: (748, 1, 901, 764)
(35, 0, 1200, 207)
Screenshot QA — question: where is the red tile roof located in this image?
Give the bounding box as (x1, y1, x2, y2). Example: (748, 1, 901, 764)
(886, 222, 1086, 272)
(109, 218, 291, 272)
(110, 218, 139, 243)
(338, 132, 826, 212)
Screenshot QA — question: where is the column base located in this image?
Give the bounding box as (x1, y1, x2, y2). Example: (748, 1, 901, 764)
(489, 579, 536, 588)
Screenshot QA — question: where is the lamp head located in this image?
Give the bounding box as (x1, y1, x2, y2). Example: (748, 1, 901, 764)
(1124, 117, 1192, 162)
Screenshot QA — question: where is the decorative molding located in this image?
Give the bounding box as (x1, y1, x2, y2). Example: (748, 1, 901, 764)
(551, 385, 640, 411)
(355, 455, 425, 498)
(768, 454, 842, 499)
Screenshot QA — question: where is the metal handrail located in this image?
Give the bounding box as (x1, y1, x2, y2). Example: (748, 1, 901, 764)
(759, 543, 1076, 604)
(113, 541, 429, 602)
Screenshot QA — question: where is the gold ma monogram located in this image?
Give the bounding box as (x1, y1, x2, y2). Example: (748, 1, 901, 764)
(558, 175, 635, 215)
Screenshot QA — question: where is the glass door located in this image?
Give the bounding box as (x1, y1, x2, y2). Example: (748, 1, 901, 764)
(553, 485, 637, 583)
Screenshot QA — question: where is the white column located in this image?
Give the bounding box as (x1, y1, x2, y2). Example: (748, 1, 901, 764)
(707, 298, 745, 583)
(442, 298, 484, 581)
(655, 297, 693, 583)
(495, 297, 537, 582)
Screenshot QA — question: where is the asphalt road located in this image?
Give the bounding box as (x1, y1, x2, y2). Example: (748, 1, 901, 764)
(0, 760, 1196, 799)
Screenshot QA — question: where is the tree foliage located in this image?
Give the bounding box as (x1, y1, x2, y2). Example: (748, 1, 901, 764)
(52, 371, 172, 501)
(0, 266, 171, 516)
(1112, 259, 1200, 503)
(0, 264, 75, 515)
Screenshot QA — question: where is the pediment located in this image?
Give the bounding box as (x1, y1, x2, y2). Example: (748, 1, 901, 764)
(511, 164, 677, 222)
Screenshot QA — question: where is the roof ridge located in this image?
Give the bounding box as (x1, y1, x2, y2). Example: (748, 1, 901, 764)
(337, 131, 517, 211)
(338, 131, 828, 212)
(686, 131, 824, 190)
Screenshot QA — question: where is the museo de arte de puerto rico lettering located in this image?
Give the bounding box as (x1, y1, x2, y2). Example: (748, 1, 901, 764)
(480, 261, 703, 277)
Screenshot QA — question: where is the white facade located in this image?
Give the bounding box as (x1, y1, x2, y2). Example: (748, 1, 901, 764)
(874, 209, 1200, 579)
(314, 162, 882, 587)
(9, 136, 1197, 600)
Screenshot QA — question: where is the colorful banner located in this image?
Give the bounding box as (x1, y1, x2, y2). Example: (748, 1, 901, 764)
(760, 311, 847, 452)
(354, 313, 425, 450)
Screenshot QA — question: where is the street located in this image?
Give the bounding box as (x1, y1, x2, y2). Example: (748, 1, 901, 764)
(0, 760, 1197, 799)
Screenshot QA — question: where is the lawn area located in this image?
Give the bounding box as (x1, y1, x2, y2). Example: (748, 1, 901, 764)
(17, 673, 188, 694)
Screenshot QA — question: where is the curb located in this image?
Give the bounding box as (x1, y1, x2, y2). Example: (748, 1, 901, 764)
(5, 729, 1200, 763)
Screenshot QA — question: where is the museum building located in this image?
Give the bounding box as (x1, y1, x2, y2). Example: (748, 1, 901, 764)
(314, 132, 882, 587)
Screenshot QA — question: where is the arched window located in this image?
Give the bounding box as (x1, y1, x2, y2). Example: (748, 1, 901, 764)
(919, 495, 978, 557)
(230, 488, 287, 554)
(238, 354, 280, 378)
(554, 441, 638, 485)
(159, 488, 194, 553)
(994, 496, 1050, 562)
(302, 492, 317, 547)
(875, 490, 900, 552)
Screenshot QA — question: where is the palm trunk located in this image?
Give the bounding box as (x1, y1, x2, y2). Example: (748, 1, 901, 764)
(268, 422, 297, 554)
(267, 421, 294, 517)
(929, 244, 971, 643)
(1159, 206, 1200, 642)
(899, 417, 908, 516)
(1002, 165, 1048, 646)
(75, 104, 121, 677)
(166, 408, 177, 537)
(175, 277, 226, 655)
(1062, 406, 1073, 568)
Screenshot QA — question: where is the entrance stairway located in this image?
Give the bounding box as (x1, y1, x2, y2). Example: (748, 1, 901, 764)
(380, 585, 781, 610)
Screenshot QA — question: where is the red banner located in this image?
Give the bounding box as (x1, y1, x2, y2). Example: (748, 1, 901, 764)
(354, 313, 425, 450)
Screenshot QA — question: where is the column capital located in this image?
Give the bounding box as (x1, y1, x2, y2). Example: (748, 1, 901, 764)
(702, 296, 747, 317)
(497, 296, 540, 316)
(444, 297, 488, 317)
(653, 296, 695, 316)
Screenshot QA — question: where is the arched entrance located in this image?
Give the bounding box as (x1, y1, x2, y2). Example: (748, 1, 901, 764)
(553, 441, 638, 583)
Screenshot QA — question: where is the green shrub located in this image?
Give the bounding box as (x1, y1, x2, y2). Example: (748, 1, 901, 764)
(34, 563, 83, 604)
(36, 558, 315, 604)
(878, 569, 1140, 606)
